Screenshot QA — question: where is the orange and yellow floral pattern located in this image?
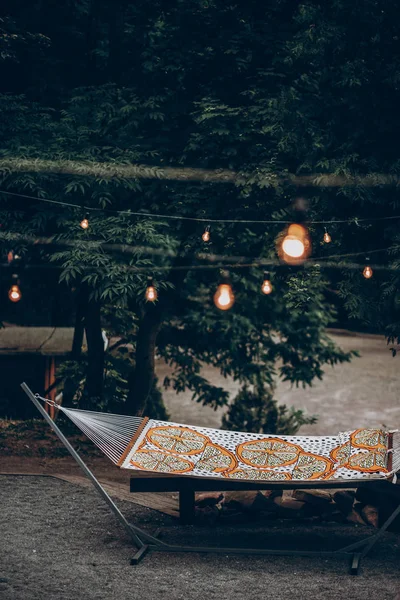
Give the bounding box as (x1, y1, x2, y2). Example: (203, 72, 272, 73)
(346, 450, 388, 473)
(224, 468, 291, 481)
(125, 423, 391, 482)
(350, 429, 387, 451)
(292, 452, 333, 480)
(130, 449, 194, 474)
(195, 443, 237, 473)
(330, 441, 351, 466)
(146, 426, 210, 455)
(237, 438, 302, 469)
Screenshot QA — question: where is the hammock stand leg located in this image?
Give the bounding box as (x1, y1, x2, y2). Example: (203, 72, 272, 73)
(359, 502, 400, 559)
(21, 382, 162, 550)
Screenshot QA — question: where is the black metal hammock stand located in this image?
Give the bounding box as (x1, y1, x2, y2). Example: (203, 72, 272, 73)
(21, 383, 400, 574)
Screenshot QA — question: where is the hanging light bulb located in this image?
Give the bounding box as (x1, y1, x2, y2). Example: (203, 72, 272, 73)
(80, 214, 89, 229)
(363, 264, 373, 279)
(214, 271, 234, 310)
(279, 223, 311, 264)
(202, 225, 211, 242)
(145, 279, 158, 302)
(323, 228, 331, 243)
(214, 284, 235, 310)
(261, 272, 273, 295)
(8, 275, 22, 303)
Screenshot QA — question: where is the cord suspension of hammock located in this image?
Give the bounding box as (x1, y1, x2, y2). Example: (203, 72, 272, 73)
(37, 396, 145, 465)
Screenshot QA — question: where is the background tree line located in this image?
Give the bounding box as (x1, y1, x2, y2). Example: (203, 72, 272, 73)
(1, 0, 399, 430)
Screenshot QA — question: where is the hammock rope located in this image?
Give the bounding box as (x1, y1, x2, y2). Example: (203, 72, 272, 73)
(39, 397, 144, 465)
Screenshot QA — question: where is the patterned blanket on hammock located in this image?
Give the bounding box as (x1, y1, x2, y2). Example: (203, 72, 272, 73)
(118, 420, 398, 482)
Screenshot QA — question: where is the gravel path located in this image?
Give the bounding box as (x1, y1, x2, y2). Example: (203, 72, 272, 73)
(1, 476, 399, 600)
(159, 332, 400, 434)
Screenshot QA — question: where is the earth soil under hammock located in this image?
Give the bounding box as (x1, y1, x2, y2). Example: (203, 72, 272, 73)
(1, 475, 400, 600)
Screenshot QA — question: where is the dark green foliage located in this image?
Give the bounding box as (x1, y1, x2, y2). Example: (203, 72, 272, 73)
(3, 0, 399, 428)
(58, 354, 169, 420)
(222, 384, 317, 436)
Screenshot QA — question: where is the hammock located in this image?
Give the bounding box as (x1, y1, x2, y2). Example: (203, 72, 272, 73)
(21, 383, 400, 574)
(35, 395, 400, 484)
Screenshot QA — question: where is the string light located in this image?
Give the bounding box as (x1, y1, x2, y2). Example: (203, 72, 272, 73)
(202, 225, 211, 242)
(261, 272, 273, 295)
(214, 271, 235, 310)
(363, 258, 373, 279)
(3, 189, 400, 225)
(145, 278, 158, 301)
(80, 214, 89, 230)
(323, 228, 332, 243)
(279, 223, 311, 264)
(8, 274, 22, 303)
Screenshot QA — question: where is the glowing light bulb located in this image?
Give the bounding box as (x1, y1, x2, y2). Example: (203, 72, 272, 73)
(261, 274, 273, 295)
(8, 284, 22, 303)
(363, 265, 373, 279)
(214, 283, 234, 310)
(202, 226, 210, 242)
(279, 223, 311, 264)
(323, 230, 331, 243)
(80, 215, 89, 229)
(282, 236, 305, 258)
(145, 282, 157, 301)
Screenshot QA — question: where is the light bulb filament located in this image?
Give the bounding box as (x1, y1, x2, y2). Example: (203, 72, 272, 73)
(279, 223, 311, 264)
(363, 265, 373, 279)
(202, 226, 210, 242)
(80, 215, 89, 229)
(214, 283, 234, 310)
(145, 284, 157, 301)
(323, 230, 331, 243)
(8, 284, 22, 303)
(261, 279, 273, 295)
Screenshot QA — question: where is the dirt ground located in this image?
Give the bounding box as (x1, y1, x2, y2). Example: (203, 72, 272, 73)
(159, 331, 400, 433)
(0, 475, 399, 600)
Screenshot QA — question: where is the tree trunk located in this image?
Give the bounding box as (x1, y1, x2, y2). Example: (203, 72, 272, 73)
(125, 224, 197, 415)
(125, 305, 162, 416)
(71, 285, 88, 359)
(82, 295, 105, 409)
(62, 284, 89, 406)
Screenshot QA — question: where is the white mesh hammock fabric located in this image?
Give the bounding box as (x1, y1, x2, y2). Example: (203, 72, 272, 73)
(43, 398, 400, 484)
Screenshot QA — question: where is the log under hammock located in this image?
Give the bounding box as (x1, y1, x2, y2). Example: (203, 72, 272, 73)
(21, 383, 400, 573)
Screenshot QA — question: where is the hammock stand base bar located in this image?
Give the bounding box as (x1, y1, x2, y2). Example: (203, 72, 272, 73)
(129, 473, 400, 573)
(21, 383, 400, 576)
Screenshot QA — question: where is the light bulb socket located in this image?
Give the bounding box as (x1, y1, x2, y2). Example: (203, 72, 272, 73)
(292, 197, 308, 222)
(263, 271, 270, 280)
(219, 269, 231, 285)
